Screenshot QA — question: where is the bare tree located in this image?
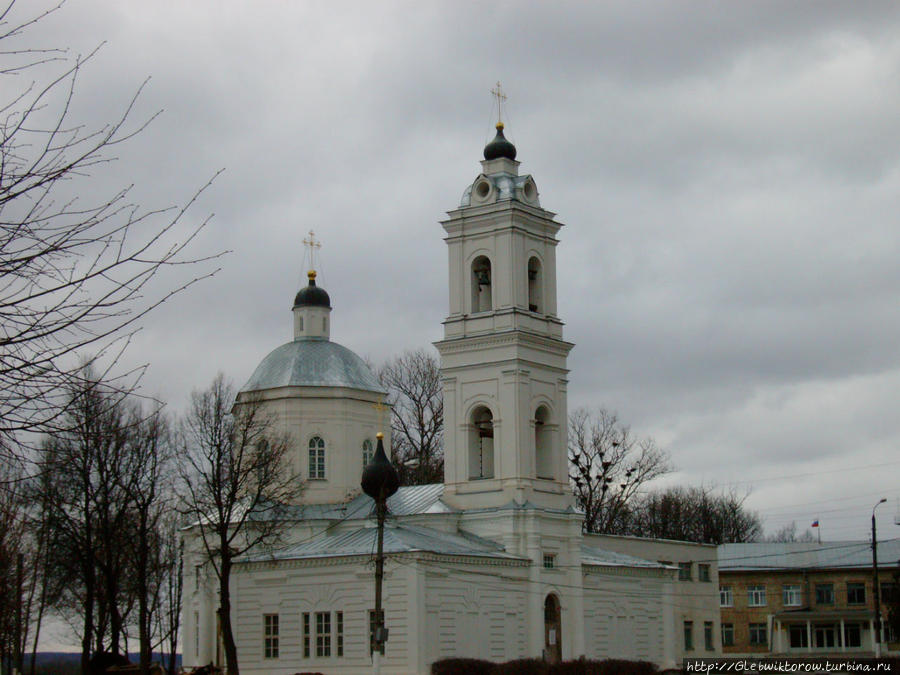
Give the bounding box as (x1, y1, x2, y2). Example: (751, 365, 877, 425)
(632, 485, 763, 544)
(378, 348, 443, 485)
(0, 1, 222, 454)
(568, 408, 671, 534)
(765, 520, 817, 543)
(178, 374, 302, 675)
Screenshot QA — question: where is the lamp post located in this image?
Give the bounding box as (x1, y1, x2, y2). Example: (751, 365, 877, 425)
(361, 432, 400, 675)
(873, 498, 887, 658)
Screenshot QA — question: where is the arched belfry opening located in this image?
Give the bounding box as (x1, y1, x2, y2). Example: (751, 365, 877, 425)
(544, 594, 562, 663)
(468, 406, 494, 479)
(471, 256, 492, 313)
(534, 405, 553, 479)
(527, 256, 542, 313)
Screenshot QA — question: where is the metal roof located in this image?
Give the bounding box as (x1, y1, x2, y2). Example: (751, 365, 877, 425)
(250, 484, 455, 522)
(245, 523, 526, 563)
(718, 540, 900, 571)
(241, 337, 385, 393)
(581, 544, 670, 570)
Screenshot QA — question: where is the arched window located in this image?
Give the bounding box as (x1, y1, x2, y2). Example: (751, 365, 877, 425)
(471, 256, 492, 313)
(535, 405, 553, 479)
(362, 438, 374, 466)
(308, 436, 326, 479)
(528, 256, 542, 313)
(468, 406, 494, 479)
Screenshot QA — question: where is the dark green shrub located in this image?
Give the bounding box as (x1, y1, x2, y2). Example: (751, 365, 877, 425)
(432, 657, 495, 675)
(491, 658, 550, 675)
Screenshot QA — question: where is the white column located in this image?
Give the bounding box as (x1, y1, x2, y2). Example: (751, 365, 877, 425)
(840, 618, 845, 653)
(807, 620, 813, 653)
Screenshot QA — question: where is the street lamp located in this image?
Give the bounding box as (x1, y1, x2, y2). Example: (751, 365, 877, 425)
(361, 432, 400, 674)
(872, 498, 887, 658)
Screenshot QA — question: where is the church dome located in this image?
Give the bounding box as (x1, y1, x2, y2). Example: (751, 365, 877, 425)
(241, 338, 385, 393)
(293, 271, 331, 308)
(483, 122, 517, 161)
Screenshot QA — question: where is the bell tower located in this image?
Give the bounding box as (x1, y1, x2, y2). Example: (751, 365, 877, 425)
(436, 115, 574, 511)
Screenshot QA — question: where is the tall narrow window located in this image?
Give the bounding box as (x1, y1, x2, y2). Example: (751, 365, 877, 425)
(302, 612, 310, 658)
(336, 611, 344, 657)
(362, 439, 374, 466)
(471, 256, 492, 313)
(468, 406, 494, 479)
(704, 621, 714, 650)
(263, 614, 279, 659)
(316, 611, 331, 657)
(527, 256, 542, 313)
(308, 436, 326, 479)
(534, 405, 553, 479)
(684, 621, 693, 651)
(369, 609, 385, 655)
(194, 611, 200, 658)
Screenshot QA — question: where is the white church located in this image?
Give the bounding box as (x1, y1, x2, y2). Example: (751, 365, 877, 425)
(183, 121, 721, 674)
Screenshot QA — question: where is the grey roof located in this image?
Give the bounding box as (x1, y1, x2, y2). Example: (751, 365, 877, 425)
(251, 484, 455, 522)
(241, 337, 385, 394)
(246, 523, 526, 563)
(459, 172, 540, 207)
(718, 540, 900, 571)
(581, 544, 670, 570)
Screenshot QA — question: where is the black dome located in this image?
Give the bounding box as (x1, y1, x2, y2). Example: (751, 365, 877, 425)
(293, 272, 331, 308)
(483, 123, 517, 161)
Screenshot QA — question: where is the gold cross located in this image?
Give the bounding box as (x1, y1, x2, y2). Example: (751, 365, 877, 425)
(373, 400, 388, 433)
(491, 81, 507, 124)
(302, 230, 322, 271)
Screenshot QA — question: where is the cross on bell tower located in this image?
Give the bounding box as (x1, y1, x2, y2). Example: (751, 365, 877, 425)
(302, 229, 322, 275)
(491, 81, 507, 125)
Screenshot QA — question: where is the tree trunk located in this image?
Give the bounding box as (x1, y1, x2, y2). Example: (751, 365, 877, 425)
(219, 558, 239, 675)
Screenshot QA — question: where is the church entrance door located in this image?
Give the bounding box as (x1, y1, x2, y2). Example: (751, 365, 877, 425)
(544, 594, 562, 663)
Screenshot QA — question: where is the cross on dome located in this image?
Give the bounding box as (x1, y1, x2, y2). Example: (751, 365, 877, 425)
(490, 81, 507, 126)
(302, 229, 322, 274)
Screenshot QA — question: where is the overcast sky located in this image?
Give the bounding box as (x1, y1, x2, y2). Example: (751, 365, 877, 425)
(16, 0, 900, 561)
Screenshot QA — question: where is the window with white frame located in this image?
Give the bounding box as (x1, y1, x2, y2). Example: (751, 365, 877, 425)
(308, 436, 326, 479)
(721, 623, 734, 647)
(749, 622, 767, 646)
(720, 586, 733, 607)
(747, 585, 767, 607)
(543, 554, 556, 569)
(263, 614, 279, 659)
(362, 439, 374, 466)
(783, 584, 802, 607)
(316, 611, 331, 657)
(336, 611, 344, 657)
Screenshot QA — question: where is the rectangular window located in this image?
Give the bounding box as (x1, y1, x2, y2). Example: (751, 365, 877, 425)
(316, 611, 331, 657)
(783, 584, 802, 607)
(844, 623, 861, 648)
(369, 609, 385, 656)
(683, 621, 694, 651)
(309, 448, 325, 479)
(543, 554, 556, 569)
(194, 611, 200, 658)
(336, 611, 344, 657)
(721, 623, 734, 647)
(698, 564, 711, 582)
(789, 624, 808, 648)
(815, 583, 834, 605)
(814, 624, 835, 649)
(263, 614, 279, 659)
(847, 582, 866, 605)
(195, 564, 202, 591)
(748, 585, 767, 607)
(704, 621, 714, 650)
(678, 562, 693, 581)
(720, 586, 733, 607)
(882, 581, 898, 604)
(302, 612, 310, 658)
(749, 622, 767, 646)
